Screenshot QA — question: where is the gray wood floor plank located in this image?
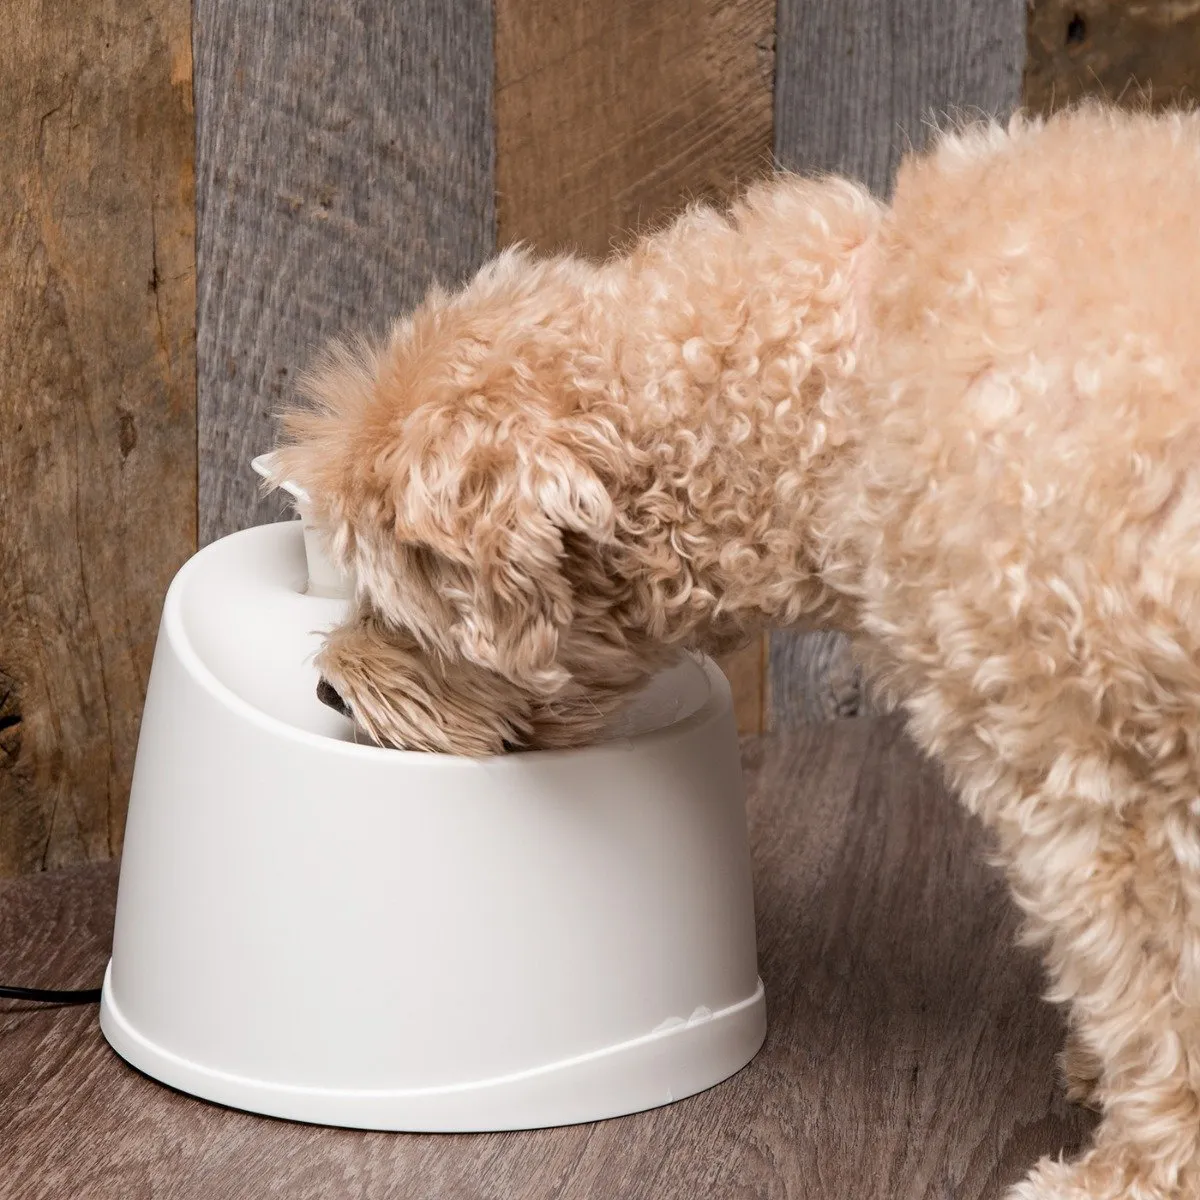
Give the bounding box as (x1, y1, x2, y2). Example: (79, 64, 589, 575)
(194, 0, 495, 543)
(769, 0, 1026, 726)
(0, 723, 1093, 1199)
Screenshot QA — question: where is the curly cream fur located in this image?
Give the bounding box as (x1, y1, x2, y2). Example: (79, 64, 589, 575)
(274, 104, 1200, 1196)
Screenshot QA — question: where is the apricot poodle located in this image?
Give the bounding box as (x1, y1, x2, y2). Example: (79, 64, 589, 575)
(270, 104, 1200, 1197)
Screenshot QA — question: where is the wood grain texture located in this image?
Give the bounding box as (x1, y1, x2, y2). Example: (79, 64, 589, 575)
(769, 0, 1026, 726)
(774, 0, 1026, 195)
(770, 629, 863, 723)
(494, 0, 776, 257)
(1026, 0, 1200, 115)
(0, 0, 196, 877)
(721, 635, 770, 736)
(495, 0, 776, 731)
(194, 0, 496, 543)
(1, 723, 1094, 1198)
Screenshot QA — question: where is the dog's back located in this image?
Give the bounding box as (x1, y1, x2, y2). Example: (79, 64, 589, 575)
(830, 105, 1200, 816)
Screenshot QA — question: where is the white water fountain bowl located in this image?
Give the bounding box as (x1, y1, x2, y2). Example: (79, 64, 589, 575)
(99, 463, 765, 1132)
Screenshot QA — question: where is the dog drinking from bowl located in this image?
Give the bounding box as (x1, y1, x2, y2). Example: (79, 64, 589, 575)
(267, 105, 1200, 1199)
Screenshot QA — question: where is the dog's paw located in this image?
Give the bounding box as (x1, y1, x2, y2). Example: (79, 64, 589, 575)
(1007, 1152, 1182, 1200)
(1058, 1028, 1103, 1112)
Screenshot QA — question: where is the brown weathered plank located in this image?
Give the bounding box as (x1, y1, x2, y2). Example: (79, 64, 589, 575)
(0, 723, 1093, 1198)
(494, 0, 776, 732)
(769, 0, 1026, 726)
(1025, 0, 1200, 116)
(194, 0, 496, 543)
(494, 0, 776, 258)
(0, 0, 197, 877)
(722, 634, 770, 736)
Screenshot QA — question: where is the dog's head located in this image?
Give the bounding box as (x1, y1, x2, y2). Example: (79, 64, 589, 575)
(269, 250, 666, 754)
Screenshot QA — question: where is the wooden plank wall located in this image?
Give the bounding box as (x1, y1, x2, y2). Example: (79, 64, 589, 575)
(5, 0, 1198, 874)
(769, 0, 1026, 723)
(0, 0, 196, 877)
(194, 0, 496, 543)
(493, 0, 776, 732)
(1025, 0, 1200, 115)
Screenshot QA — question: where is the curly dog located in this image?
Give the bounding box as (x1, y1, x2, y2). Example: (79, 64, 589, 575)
(271, 104, 1200, 1196)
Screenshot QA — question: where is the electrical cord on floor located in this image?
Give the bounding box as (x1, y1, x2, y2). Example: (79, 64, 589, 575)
(0, 984, 102, 1005)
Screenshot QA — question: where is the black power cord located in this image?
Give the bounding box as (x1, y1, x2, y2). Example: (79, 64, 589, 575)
(0, 984, 102, 1005)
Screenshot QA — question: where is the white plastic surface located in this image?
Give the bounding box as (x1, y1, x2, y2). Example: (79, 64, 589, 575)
(101, 521, 765, 1131)
(250, 452, 351, 598)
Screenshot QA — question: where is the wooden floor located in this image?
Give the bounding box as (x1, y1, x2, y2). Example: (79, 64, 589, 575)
(0, 720, 1094, 1199)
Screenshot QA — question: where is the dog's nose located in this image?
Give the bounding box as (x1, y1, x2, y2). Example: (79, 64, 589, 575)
(316, 677, 351, 717)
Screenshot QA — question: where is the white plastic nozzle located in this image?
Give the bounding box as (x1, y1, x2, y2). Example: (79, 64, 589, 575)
(251, 453, 353, 599)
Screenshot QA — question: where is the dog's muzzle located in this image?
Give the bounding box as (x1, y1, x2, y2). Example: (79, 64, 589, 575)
(317, 675, 522, 754)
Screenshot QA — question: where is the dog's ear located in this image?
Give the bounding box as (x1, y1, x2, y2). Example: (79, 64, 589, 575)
(376, 405, 618, 693)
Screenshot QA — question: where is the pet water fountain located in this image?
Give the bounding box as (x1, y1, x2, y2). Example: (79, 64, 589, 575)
(99, 457, 766, 1131)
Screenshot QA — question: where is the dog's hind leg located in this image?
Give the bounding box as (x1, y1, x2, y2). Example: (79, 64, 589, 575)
(994, 776, 1200, 1200)
(1059, 1022, 1103, 1113)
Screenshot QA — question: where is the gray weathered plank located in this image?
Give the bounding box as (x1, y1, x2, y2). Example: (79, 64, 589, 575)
(774, 0, 1026, 195)
(1, 723, 1093, 1199)
(194, 0, 496, 544)
(0, 0, 196, 876)
(769, 0, 1026, 725)
(770, 629, 863, 723)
